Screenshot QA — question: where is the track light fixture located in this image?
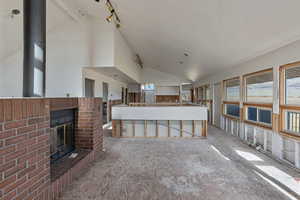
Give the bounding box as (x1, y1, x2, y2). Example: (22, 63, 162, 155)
(95, 0, 121, 28)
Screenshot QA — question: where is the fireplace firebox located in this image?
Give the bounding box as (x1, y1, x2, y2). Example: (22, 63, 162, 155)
(50, 109, 76, 162)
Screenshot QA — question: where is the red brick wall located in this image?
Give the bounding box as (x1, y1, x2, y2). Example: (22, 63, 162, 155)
(77, 98, 103, 153)
(0, 99, 51, 200)
(0, 98, 103, 200)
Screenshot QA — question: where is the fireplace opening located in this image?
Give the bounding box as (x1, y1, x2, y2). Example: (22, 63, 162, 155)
(50, 109, 76, 162)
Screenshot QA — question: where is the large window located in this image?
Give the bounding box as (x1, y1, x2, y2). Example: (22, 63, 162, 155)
(245, 106, 272, 126)
(280, 62, 300, 137)
(285, 66, 300, 105)
(224, 78, 240, 101)
(245, 70, 273, 103)
(225, 104, 240, 118)
(242, 69, 273, 128)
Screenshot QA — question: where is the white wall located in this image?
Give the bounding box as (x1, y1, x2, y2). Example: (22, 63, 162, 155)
(195, 39, 300, 86)
(46, 19, 92, 97)
(114, 29, 141, 83)
(90, 18, 114, 67)
(142, 67, 190, 86)
(0, 1, 93, 97)
(83, 68, 126, 100)
(0, 2, 142, 97)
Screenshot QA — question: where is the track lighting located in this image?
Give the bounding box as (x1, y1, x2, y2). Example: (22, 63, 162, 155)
(106, 12, 114, 22)
(95, 0, 121, 29)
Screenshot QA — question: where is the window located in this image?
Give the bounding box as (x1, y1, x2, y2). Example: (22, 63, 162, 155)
(285, 111, 300, 135)
(225, 104, 240, 118)
(142, 83, 155, 91)
(245, 70, 273, 103)
(285, 65, 300, 105)
(246, 106, 272, 126)
(224, 78, 240, 101)
(280, 62, 300, 138)
(85, 78, 95, 97)
(197, 85, 210, 101)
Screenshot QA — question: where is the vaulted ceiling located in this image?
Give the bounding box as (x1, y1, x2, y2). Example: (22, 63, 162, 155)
(3, 0, 300, 82)
(73, 0, 300, 82)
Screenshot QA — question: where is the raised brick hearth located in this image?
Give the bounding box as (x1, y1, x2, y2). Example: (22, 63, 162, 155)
(0, 98, 103, 200)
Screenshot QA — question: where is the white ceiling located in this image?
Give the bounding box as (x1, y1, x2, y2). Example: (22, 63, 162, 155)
(74, 0, 300, 82)
(3, 0, 300, 82)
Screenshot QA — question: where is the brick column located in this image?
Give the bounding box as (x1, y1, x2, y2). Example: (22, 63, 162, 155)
(0, 99, 51, 200)
(77, 98, 103, 153)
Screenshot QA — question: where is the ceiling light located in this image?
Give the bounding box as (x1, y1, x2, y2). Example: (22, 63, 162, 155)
(95, 0, 121, 29)
(10, 9, 20, 18)
(106, 13, 113, 22)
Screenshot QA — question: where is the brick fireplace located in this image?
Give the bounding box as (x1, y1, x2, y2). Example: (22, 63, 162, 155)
(0, 98, 103, 200)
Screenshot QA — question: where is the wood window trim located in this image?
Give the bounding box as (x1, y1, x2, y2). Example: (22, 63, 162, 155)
(223, 77, 241, 102)
(222, 114, 240, 121)
(223, 101, 240, 105)
(279, 61, 300, 140)
(279, 130, 300, 141)
(223, 76, 240, 83)
(280, 60, 300, 70)
(243, 68, 273, 79)
(243, 102, 273, 108)
(243, 103, 273, 129)
(244, 120, 273, 130)
(222, 101, 241, 120)
(243, 68, 273, 103)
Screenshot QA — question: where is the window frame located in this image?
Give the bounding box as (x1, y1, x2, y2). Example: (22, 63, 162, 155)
(223, 77, 241, 102)
(243, 68, 273, 104)
(279, 61, 300, 140)
(223, 101, 241, 120)
(243, 103, 273, 129)
(241, 69, 273, 129)
(222, 77, 241, 121)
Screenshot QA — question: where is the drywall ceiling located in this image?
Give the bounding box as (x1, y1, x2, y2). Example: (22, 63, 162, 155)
(86, 67, 138, 84)
(74, 0, 300, 82)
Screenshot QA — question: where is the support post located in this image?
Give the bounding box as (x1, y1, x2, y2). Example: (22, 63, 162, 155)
(23, 0, 46, 97)
(295, 141, 300, 168)
(231, 120, 234, 135)
(202, 120, 208, 138)
(245, 125, 248, 142)
(253, 127, 257, 145)
(264, 130, 268, 151)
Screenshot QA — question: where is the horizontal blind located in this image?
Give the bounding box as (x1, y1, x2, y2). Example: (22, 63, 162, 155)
(286, 65, 300, 80)
(226, 78, 240, 87)
(247, 71, 273, 85)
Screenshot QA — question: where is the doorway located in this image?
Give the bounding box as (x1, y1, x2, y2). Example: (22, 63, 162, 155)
(85, 78, 95, 97)
(103, 82, 109, 124)
(213, 82, 222, 128)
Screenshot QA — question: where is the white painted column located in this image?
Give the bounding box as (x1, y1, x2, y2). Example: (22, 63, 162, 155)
(295, 141, 300, 169)
(220, 116, 223, 130)
(236, 121, 239, 137)
(244, 125, 248, 142)
(264, 130, 268, 151)
(253, 127, 257, 145)
(231, 120, 234, 135)
(239, 122, 244, 140)
(272, 67, 282, 158)
(225, 118, 228, 133)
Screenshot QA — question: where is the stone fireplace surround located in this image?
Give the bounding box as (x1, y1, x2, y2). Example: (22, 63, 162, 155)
(0, 98, 103, 200)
